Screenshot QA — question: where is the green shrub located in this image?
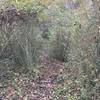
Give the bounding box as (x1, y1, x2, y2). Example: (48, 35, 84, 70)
(0, 0, 42, 12)
(49, 32, 70, 62)
(0, 9, 43, 69)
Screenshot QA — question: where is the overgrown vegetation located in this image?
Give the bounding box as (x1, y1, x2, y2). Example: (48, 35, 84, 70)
(0, 0, 100, 99)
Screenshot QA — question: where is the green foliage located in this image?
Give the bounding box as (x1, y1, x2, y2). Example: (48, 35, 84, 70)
(0, 0, 44, 13)
(41, 29, 51, 39)
(50, 32, 70, 62)
(53, 86, 67, 96)
(0, 11, 43, 69)
(0, 0, 100, 99)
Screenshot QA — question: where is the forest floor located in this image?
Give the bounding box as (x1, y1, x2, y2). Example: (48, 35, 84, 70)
(0, 55, 80, 100)
(0, 58, 100, 100)
(0, 49, 100, 100)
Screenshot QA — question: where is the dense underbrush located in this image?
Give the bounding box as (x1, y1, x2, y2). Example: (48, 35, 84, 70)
(0, 0, 100, 99)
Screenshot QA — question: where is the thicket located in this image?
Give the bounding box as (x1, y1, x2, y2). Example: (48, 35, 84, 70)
(0, 0, 100, 99)
(0, 8, 42, 70)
